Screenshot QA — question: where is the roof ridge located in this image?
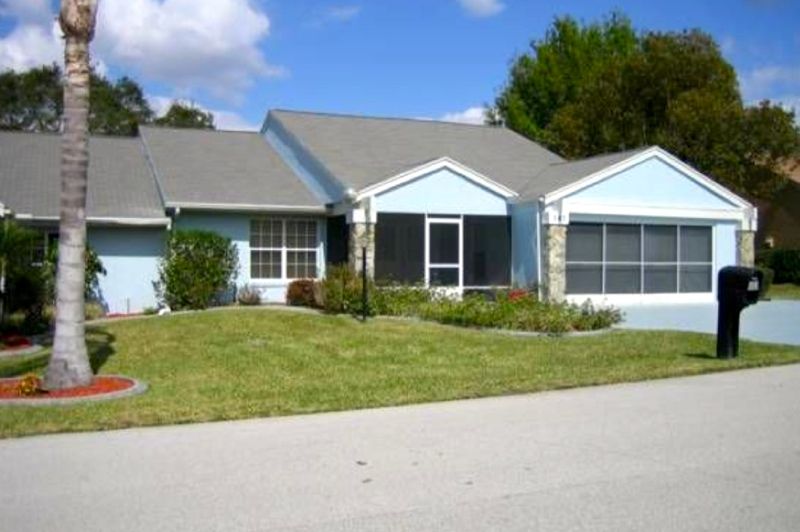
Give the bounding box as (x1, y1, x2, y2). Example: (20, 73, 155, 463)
(139, 124, 259, 135)
(271, 108, 504, 130)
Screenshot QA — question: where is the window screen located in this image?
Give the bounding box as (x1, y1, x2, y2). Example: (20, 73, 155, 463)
(429, 223, 459, 264)
(326, 215, 348, 266)
(463, 216, 510, 286)
(375, 213, 424, 283)
(566, 223, 712, 295)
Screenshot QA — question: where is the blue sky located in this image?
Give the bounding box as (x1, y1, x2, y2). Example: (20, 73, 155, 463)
(1, 0, 798, 130)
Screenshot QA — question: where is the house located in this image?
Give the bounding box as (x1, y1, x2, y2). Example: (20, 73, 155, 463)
(0, 109, 757, 313)
(756, 160, 800, 249)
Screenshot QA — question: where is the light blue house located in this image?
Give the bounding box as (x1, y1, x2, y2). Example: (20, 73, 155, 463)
(0, 110, 757, 313)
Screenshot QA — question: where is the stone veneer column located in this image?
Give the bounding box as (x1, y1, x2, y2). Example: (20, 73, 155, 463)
(736, 230, 756, 268)
(348, 221, 375, 277)
(542, 224, 568, 302)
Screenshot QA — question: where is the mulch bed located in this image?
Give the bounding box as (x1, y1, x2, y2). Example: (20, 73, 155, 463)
(0, 376, 136, 400)
(0, 334, 33, 351)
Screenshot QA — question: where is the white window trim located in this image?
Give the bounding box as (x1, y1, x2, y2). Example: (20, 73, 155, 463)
(250, 218, 320, 281)
(565, 223, 714, 297)
(424, 215, 463, 290)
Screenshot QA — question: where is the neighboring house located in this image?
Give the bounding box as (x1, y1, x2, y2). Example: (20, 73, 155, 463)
(756, 160, 800, 249)
(0, 109, 757, 313)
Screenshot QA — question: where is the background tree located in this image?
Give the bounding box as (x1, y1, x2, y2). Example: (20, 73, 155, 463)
(492, 12, 800, 200)
(0, 65, 63, 131)
(154, 102, 215, 129)
(44, 0, 100, 391)
(89, 73, 153, 135)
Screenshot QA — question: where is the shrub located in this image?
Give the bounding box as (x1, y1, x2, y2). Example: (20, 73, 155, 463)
(286, 279, 317, 307)
(157, 230, 238, 310)
(85, 302, 105, 321)
(372, 284, 433, 315)
(142, 306, 158, 315)
(319, 264, 376, 315)
(757, 249, 800, 285)
(17, 374, 41, 396)
(756, 266, 774, 299)
(237, 285, 262, 306)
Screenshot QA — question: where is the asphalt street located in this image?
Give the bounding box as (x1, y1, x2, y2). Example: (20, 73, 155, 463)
(2, 364, 800, 531)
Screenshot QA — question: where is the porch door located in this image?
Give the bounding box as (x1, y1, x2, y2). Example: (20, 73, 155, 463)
(426, 217, 462, 288)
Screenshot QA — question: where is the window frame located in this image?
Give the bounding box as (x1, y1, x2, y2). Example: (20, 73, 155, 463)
(250, 218, 320, 281)
(565, 222, 713, 296)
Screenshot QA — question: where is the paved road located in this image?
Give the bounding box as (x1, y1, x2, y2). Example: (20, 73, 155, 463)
(620, 300, 800, 345)
(2, 365, 800, 532)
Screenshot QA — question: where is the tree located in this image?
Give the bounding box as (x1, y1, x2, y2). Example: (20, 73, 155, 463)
(89, 73, 153, 135)
(43, 0, 100, 391)
(154, 102, 215, 129)
(0, 65, 154, 135)
(492, 13, 800, 200)
(0, 220, 39, 323)
(0, 65, 63, 132)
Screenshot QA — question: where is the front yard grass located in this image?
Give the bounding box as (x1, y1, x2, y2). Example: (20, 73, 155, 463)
(2, 307, 800, 439)
(769, 283, 800, 300)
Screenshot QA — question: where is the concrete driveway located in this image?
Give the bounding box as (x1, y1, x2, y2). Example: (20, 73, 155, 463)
(620, 300, 800, 345)
(3, 365, 800, 531)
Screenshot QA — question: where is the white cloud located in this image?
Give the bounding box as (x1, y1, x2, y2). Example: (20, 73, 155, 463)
(457, 0, 505, 18)
(95, 0, 284, 102)
(308, 5, 361, 28)
(439, 106, 486, 125)
(0, 21, 61, 71)
(740, 65, 800, 102)
(720, 36, 736, 55)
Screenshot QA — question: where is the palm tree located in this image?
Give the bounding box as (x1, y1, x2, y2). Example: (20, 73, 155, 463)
(43, 0, 100, 390)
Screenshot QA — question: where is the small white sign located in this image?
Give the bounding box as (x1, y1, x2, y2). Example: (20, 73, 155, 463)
(748, 279, 759, 291)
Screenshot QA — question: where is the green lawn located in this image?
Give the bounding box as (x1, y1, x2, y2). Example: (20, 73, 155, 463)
(769, 283, 800, 300)
(2, 307, 800, 439)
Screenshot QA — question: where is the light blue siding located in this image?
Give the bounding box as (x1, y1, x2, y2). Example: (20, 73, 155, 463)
(511, 203, 539, 288)
(89, 228, 164, 314)
(374, 168, 509, 215)
(174, 212, 326, 303)
(568, 158, 736, 209)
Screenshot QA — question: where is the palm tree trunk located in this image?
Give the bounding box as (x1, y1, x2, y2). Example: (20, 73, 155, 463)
(43, 0, 99, 390)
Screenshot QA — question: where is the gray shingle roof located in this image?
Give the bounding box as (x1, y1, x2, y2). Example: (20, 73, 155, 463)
(519, 147, 651, 201)
(0, 131, 166, 221)
(139, 126, 322, 209)
(269, 110, 566, 195)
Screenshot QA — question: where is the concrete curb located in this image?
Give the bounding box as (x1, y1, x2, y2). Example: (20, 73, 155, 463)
(0, 375, 148, 407)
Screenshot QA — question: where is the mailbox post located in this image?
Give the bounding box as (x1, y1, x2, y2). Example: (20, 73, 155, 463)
(716, 266, 763, 359)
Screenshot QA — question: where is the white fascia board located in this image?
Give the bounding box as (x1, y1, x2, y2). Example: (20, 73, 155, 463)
(563, 201, 749, 223)
(542, 147, 753, 209)
(166, 201, 327, 214)
(355, 157, 518, 201)
(11, 213, 170, 227)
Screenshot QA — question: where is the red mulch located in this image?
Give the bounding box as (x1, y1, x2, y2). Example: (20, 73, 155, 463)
(0, 334, 33, 350)
(0, 376, 135, 400)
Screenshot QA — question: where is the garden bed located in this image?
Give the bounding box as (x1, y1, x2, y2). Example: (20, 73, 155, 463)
(0, 375, 146, 406)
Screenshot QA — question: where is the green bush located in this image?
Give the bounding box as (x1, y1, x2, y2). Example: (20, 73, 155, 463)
(757, 249, 800, 284)
(157, 230, 238, 310)
(756, 266, 774, 299)
(319, 264, 376, 315)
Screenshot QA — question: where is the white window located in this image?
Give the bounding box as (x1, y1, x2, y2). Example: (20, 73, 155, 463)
(250, 219, 318, 280)
(566, 223, 712, 295)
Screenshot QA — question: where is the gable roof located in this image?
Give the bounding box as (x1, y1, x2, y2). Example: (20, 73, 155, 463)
(0, 131, 166, 223)
(269, 109, 565, 195)
(519, 147, 649, 201)
(140, 126, 323, 210)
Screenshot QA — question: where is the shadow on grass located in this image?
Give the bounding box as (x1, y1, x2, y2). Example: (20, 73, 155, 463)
(0, 328, 116, 377)
(683, 352, 718, 360)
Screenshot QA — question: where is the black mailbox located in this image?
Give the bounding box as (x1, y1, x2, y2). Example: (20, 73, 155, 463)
(716, 266, 763, 359)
